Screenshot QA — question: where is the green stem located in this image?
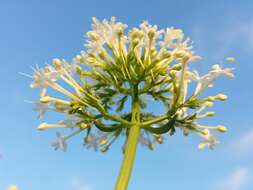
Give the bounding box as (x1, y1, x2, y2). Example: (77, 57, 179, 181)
(114, 84, 141, 190)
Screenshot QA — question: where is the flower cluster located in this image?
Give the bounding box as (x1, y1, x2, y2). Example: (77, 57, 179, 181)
(27, 17, 234, 152)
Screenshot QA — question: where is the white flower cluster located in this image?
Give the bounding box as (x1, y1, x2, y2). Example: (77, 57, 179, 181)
(26, 17, 234, 152)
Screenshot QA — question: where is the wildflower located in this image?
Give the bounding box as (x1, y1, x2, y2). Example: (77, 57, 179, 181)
(84, 133, 99, 151)
(52, 132, 67, 151)
(160, 27, 184, 49)
(33, 102, 51, 119)
(26, 17, 234, 190)
(197, 129, 220, 149)
(194, 64, 234, 96)
(30, 65, 60, 97)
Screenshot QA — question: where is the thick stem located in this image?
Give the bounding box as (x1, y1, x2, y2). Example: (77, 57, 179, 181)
(114, 84, 140, 190)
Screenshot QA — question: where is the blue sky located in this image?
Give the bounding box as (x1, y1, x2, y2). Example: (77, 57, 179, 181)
(1, 0, 253, 190)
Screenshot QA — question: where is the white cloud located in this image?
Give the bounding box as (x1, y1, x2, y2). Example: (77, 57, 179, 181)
(233, 129, 253, 156)
(70, 178, 94, 190)
(215, 168, 250, 190)
(191, 19, 253, 61)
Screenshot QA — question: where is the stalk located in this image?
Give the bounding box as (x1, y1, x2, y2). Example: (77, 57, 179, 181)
(114, 84, 141, 190)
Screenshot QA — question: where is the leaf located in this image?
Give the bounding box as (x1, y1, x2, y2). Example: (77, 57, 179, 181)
(144, 116, 177, 134)
(116, 96, 128, 112)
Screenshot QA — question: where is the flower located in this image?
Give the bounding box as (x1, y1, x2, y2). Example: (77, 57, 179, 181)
(30, 65, 60, 97)
(160, 27, 184, 49)
(27, 17, 234, 154)
(84, 133, 99, 151)
(139, 20, 164, 49)
(33, 102, 51, 119)
(87, 17, 128, 57)
(52, 132, 67, 152)
(194, 64, 234, 96)
(197, 129, 220, 149)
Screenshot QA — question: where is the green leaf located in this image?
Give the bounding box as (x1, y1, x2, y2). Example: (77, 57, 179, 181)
(144, 116, 177, 134)
(116, 96, 128, 112)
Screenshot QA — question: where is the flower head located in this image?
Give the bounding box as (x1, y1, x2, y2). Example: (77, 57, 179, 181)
(27, 17, 234, 154)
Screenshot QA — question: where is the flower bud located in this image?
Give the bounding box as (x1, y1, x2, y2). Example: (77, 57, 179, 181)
(171, 63, 181, 71)
(201, 129, 209, 135)
(87, 31, 100, 41)
(100, 146, 109, 152)
(83, 137, 89, 144)
(226, 57, 235, 62)
(205, 112, 215, 117)
(116, 26, 124, 36)
(53, 58, 62, 69)
(174, 50, 191, 61)
(37, 122, 47, 131)
(154, 135, 163, 144)
(217, 125, 227, 133)
(215, 94, 228, 101)
(80, 123, 89, 129)
(148, 28, 156, 39)
(161, 51, 171, 59)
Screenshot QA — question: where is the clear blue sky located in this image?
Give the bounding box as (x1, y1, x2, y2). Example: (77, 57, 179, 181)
(1, 0, 253, 190)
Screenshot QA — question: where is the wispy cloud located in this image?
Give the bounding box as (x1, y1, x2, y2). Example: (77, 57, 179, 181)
(215, 167, 250, 190)
(191, 19, 253, 61)
(70, 178, 94, 190)
(232, 129, 253, 156)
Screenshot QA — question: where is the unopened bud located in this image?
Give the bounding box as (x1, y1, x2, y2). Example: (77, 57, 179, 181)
(174, 50, 190, 61)
(161, 51, 171, 59)
(83, 137, 89, 144)
(226, 57, 235, 63)
(100, 146, 109, 152)
(87, 31, 100, 41)
(217, 125, 227, 133)
(53, 58, 62, 69)
(37, 122, 47, 131)
(117, 26, 124, 36)
(154, 135, 163, 144)
(205, 112, 215, 117)
(202, 129, 209, 135)
(148, 28, 156, 39)
(80, 123, 89, 129)
(215, 94, 228, 101)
